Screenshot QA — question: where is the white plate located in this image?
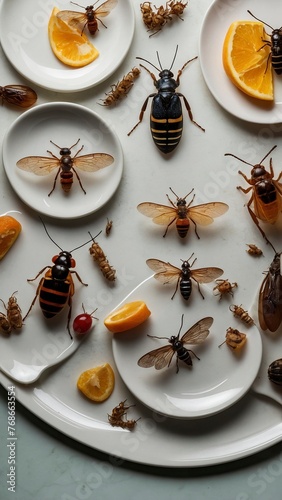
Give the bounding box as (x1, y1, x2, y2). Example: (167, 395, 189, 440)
(0, 0, 135, 92)
(112, 276, 263, 419)
(199, 0, 282, 123)
(2, 102, 123, 219)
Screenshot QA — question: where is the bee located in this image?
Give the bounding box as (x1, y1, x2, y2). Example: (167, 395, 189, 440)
(138, 315, 213, 373)
(137, 187, 229, 238)
(213, 279, 238, 300)
(258, 251, 282, 332)
(229, 304, 254, 326)
(107, 400, 139, 429)
(146, 254, 223, 300)
(57, 0, 118, 36)
(100, 67, 141, 106)
(247, 10, 282, 74)
(225, 145, 282, 250)
(268, 359, 282, 385)
(0, 312, 11, 335)
(23, 221, 90, 339)
(89, 231, 116, 281)
(105, 217, 113, 236)
(16, 138, 114, 196)
(246, 244, 263, 256)
(218, 327, 247, 352)
(0, 85, 37, 108)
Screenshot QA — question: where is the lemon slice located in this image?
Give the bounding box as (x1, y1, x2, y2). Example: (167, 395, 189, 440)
(48, 7, 99, 68)
(0, 215, 22, 260)
(222, 21, 273, 101)
(104, 301, 151, 333)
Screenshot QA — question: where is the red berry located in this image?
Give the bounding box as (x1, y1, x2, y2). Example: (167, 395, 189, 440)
(73, 313, 93, 334)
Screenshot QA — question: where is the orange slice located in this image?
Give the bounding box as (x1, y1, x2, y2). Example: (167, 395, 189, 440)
(0, 215, 22, 260)
(222, 21, 273, 101)
(104, 301, 151, 333)
(48, 7, 99, 68)
(77, 363, 115, 402)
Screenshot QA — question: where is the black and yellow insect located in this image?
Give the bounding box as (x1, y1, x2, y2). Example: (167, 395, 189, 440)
(128, 46, 205, 154)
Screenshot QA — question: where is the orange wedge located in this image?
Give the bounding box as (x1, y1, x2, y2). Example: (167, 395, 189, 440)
(222, 21, 273, 101)
(77, 363, 115, 402)
(0, 215, 22, 260)
(48, 7, 99, 68)
(104, 301, 151, 333)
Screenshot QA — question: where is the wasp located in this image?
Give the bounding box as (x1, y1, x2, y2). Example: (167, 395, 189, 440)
(57, 0, 118, 36)
(213, 279, 238, 300)
(258, 251, 282, 332)
(218, 327, 247, 352)
(247, 10, 282, 74)
(128, 46, 205, 154)
(268, 359, 282, 385)
(105, 217, 113, 236)
(229, 304, 254, 326)
(137, 187, 228, 238)
(16, 138, 114, 196)
(146, 254, 223, 300)
(246, 244, 263, 256)
(89, 231, 116, 281)
(100, 67, 141, 106)
(0, 85, 37, 108)
(138, 315, 213, 373)
(225, 145, 282, 250)
(23, 222, 90, 339)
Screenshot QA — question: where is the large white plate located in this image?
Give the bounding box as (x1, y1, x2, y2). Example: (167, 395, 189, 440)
(112, 276, 263, 419)
(0, 0, 135, 92)
(2, 102, 123, 219)
(199, 0, 282, 123)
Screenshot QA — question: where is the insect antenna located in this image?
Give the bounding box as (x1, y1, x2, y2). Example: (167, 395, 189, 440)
(50, 138, 80, 150)
(169, 187, 194, 200)
(259, 145, 277, 164)
(247, 10, 274, 31)
(88, 230, 103, 242)
(169, 45, 179, 70)
(224, 153, 253, 166)
(136, 57, 160, 72)
(39, 217, 63, 252)
(70, 230, 103, 253)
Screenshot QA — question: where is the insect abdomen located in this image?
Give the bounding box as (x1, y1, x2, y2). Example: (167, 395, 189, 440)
(271, 30, 282, 74)
(150, 94, 183, 154)
(176, 218, 190, 238)
(176, 346, 192, 366)
(60, 171, 73, 193)
(179, 276, 192, 300)
(39, 277, 69, 318)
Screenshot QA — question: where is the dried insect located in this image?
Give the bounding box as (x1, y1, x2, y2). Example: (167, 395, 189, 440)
(225, 146, 282, 250)
(229, 304, 254, 326)
(105, 217, 113, 236)
(218, 327, 247, 351)
(23, 221, 90, 339)
(57, 0, 118, 36)
(146, 254, 223, 301)
(138, 315, 213, 373)
(268, 359, 282, 385)
(0, 312, 11, 335)
(258, 251, 282, 332)
(89, 231, 116, 281)
(16, 138, 114, 196)
(108, 400, 139, 429)
(137, 187, 229, 238)
(246, 244, 263, 256)
(6, 291, 23, 330)
(100, 67, 141, 106)
(140, 1, 187, 37)
(213, 279, 238, 300)
(248, 10, 282, 74)
(128, 46, 204, 154)
(0, 85, 37, 108)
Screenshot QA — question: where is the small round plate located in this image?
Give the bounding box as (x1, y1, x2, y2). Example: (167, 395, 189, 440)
(0, 0, 134, 92)
(199, 0, 282, 124)
(112, 276, 263, 419)
(2, 102, 123, 219)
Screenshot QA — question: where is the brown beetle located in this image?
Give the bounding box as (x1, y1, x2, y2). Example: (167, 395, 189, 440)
(268, 359, 282, 385)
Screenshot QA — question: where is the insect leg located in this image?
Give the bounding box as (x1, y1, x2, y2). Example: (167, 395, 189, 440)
(175, 56, 198, 84)
(27, 266, 51, 282)
(127, 95, 153, 135)
(23, 277, 45, 321)
(171, 275, 180, 300)
(66, 293, 73, 339)
(193, 278, 205, 299)
(246, 202, 276, 251)
(70, 270, 88, 287)
(71, 167, 87, 195)
(48, 168, 61, 196)
(97, 17, 108, 29)
(178, 93, 205, 131)
(189, 218, 200, 239)
(163, 217, 177, 237)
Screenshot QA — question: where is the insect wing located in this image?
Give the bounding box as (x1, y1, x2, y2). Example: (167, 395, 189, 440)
(138, 344, 174, 370)
(56, 11, 87, 31)
(146, 259, 180, 284)
(95, 0, 118, 17)
(16, 156, 60, 176)
(181, 317, 213, 345)
(137, 202, 177, 225)
(187, 202, 229, 226)
(191, 267, 224, 284)
(73, 153, 114, 172)
(258, 270, 282, 332)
